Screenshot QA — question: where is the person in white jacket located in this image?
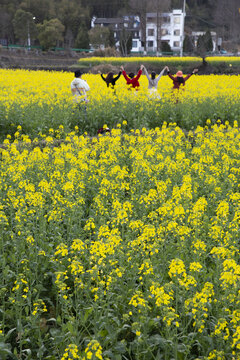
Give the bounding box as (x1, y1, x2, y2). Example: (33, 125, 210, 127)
(70, 70, 90, 103)
(143, 65, 167, 98)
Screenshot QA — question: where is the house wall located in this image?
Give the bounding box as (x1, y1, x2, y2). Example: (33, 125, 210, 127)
(145, 9, 184, 53)
(91, 10, 185, 54)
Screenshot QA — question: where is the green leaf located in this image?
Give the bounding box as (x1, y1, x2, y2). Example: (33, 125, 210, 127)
(5, 328, 16, 340)
(148, 334, 166, 347)
(67, 321, 75, 335)
(83, 307, 94, 323)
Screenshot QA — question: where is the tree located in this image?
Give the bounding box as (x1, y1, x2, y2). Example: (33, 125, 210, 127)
(196, 34, 208, 65)
(119, 28, 132, 56)
(204, 30, 213, 52)
(75, 25, 90, 49)
(183, 34, 194, 53)
(108, 28, 115, 48)
(161, 41, 172, 53)
(19, 0, 52, 23)
(85, 0, 128, 17)
(57, 0, 90, 46)
(129, 0, 169, 53)
(196, 31, 213, 55)
(148, 0, 170, 53)
(210, 0, 240, 45)
(37, 18, 65, 50)
(129, 0, 148, 52)
(0, 11, 14, 44)
(88, 26, 111, 49)
(13, 9, 37, 45)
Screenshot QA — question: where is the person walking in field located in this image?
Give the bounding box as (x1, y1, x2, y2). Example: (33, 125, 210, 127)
(99, 71, 122, 89)
(70, 70, 90, 103)
(120, 65, 144, 90)
(143, 65, 168, 98)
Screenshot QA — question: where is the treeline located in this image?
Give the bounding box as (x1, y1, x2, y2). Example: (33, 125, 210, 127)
(0, 0, 239, 51)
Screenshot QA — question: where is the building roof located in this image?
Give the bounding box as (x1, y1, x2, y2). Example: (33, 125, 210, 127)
(94, 18, 122, 24)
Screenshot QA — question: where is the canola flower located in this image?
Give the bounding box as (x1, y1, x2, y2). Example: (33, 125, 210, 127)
(77, 56, 240, 66)
(1, 69, 240, 140)
(1, 68, 240, 108)
(1, 121, 240, 358)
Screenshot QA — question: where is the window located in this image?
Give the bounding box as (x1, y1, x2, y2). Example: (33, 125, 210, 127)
(162, 16, 170, 23)
(134, 31, 139, 38)
(148, 28, 154, 36)
(114, 32, 117, 38)
(173, 41, 180, 47)
(115, 24, 118, 28)
(174, 29, 180, 36)
(174, 17, 181, 24)
(148, 40, 154, 47)
(161, 29, 169, 36)
(124, 23, 128, 28)
(132, 40, 138, 48)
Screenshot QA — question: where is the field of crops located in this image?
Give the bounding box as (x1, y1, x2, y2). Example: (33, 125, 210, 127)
(0, 69, 240, 140)
(78, 56, 240, 67)
(0, 68, 240, 359)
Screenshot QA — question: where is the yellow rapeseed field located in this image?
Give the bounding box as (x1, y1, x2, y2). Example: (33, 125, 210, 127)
(1, 68, 240, 139)
(1, 68, 240, 359)
(1, 68, 240, 108)
(1, 123, 240, 359)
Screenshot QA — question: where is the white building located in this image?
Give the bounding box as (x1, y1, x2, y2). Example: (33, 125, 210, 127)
(91, 15, 141, 52)
(144, 9, 185, 54)
(91, 9, 185, 54)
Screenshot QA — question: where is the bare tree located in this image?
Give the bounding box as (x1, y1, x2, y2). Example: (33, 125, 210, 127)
(129, 0, 148, 52)
(212, 0, 240, 46)
(129, 0, 169, 53)
(119, 28, 132, 56)
(0, 11, 14, 44)
(148, 0, 169, 53)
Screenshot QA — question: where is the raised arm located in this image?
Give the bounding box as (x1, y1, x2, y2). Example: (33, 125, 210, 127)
(156, 66, 167, 82)
(143, 66, 151, 82)
(167, 72, 175, 81)
(184, 69, 198, 82)
(166, 66, 175, 80)
(183, 74, 192, 82)
(122, 70, 130, 81)
(101, 74, 106, 82)
(135, 66, 143, 81)
(113, 71, 122, 82)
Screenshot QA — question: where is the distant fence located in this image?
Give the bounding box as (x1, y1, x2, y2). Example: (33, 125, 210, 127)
(130, 51, 179, 56)
(1, 44, 93, 52)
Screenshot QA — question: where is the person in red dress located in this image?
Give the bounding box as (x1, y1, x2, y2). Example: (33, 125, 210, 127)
(120, 65, 144, 90)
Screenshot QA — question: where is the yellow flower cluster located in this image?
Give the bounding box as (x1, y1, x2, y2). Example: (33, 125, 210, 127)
(1, 69, 240, 111)
(78, 56, 240, 65)
(1, 122, 240, 358)
(61, 344, 80, 360)
(84, 340, 103, 360)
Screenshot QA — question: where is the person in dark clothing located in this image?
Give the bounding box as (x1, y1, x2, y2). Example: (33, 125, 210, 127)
(166, 66, 198, 103)
(120, 65, 144, 90)
(99, 71, 122, 89)
(166, 67, 198, 90)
